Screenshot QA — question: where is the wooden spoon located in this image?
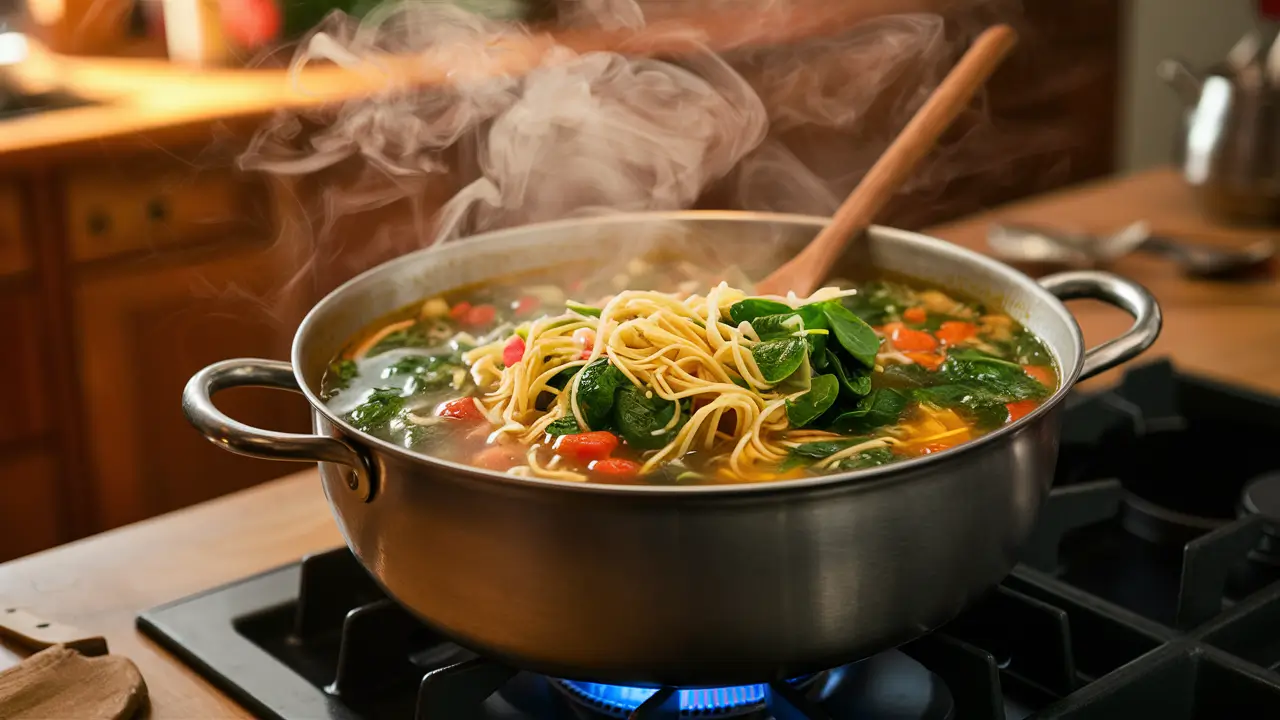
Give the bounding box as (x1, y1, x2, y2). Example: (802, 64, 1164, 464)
(755, 24, 1020, 298)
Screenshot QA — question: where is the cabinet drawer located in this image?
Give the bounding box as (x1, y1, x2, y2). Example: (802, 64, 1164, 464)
(0, 452, 60, 562)
(65, 163, 267, 263)
(0, 180, 31, 277)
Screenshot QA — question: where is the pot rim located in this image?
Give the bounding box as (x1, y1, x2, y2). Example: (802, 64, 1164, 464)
(292, 210, 1084, 497)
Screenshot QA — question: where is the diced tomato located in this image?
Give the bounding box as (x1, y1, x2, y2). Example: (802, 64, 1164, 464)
(904, 352, 945, 371)
(1006, 400, 1039, 423)
(449, 301, 472, 321)
(935, 321, 978, 346)
(436, 397, 484, 421)
(554, 431, 619, 464)
(465, 304, 497, 327)
(580, 350, 593, 360)
(591, 457, 641, 478)
(473, 445, 521, 471)
(883, 322, 939, 352)
(503, 336, 526, 367)
(918, 442, 952, 455)
(513, 295, 540, 315)
(1023, 364, 1056, 388)
(903, 307, 927, 324)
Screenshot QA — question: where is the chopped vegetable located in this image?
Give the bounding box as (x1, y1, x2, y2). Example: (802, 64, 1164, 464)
(591, 458, 642, 478)
(437, 397, 484, 421)
(474, 445, 521, 471)
(883, 323, 939, 352)
(903, 307, 928, 324)
(904, 352, 945, 371)
(554, 431, 620, 463)
(465, 304, 497, 327)
(935, 321, 978, 346)
(345, 388, 404, 433)
(1023, 364, 1056, 388)
(503, 336, 526, 367)
(751, 337, 808, 384)
(1006, 399, 1039, 423)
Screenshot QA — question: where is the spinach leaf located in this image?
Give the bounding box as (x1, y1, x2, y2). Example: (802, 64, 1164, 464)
(826, 348, 872, 399)
(547, 365, 580, 391)
(788, 438, 867, 459)
(821, 302, 880, 368)
(840, 281, 912, 325)
(613, 384, 685, 450)
(752, 337, 808, 384)
(346, 388, 405, 434)
(786, 374, 840, 428)
(545, 416, 582, 436)
(573, 358, 625, 430)
(1005, 328, 1053, 367)
(367, 326, 430, 357)
(838, 446, 896, 471)
(940, 348, 1048, 403)
(879, 363, 934, 388)
(912, 385, 1010, 429)
(565, 300, 602, 317)
(729, 298, 793, 324)
(827, 388, 909, 434)
(750, 312, 805, 340)
(382, 354, 457, 394)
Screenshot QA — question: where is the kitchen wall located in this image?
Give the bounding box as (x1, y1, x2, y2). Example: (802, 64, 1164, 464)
(1118, 0, 1260, 172)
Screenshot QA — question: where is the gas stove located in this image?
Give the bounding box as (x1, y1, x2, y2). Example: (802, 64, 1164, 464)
(137, 359, 1280, 719)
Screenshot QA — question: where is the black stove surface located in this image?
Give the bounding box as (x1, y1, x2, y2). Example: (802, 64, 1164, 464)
(138, 359, 1280, 719)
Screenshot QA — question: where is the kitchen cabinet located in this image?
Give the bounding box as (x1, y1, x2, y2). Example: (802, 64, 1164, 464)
(0, 452, 61, 561)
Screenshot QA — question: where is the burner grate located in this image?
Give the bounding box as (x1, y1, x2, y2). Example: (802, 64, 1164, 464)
(137, 360, 1280, 720)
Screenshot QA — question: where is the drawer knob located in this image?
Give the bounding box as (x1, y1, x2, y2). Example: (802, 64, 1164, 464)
(87, 211, 110, 236)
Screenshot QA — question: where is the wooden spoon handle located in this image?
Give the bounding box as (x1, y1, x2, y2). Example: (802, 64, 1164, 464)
(756, 24, 1019, 297)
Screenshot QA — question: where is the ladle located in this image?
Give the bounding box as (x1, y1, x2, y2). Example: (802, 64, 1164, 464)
(756, 24, 1020, 298)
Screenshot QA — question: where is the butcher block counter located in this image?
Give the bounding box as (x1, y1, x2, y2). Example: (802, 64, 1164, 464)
(0, 167, 1276, 718)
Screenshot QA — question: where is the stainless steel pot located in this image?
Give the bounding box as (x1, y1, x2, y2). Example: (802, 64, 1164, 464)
(182, 213, 1161, 687)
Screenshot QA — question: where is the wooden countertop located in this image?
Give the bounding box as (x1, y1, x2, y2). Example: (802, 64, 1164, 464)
(0, 167, 1276, 717)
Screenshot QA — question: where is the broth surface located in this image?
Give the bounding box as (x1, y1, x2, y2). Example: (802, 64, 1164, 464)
(322, 259, 1058, 485)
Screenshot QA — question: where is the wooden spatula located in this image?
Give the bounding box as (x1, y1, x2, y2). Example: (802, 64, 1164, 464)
(755, 24, 1019, 298)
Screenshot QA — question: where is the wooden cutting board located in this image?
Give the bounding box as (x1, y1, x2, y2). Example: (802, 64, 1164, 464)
(0, 608, 148, 720)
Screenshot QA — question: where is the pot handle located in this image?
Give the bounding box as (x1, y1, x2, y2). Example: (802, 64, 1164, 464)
(1039, 270, 1162, 381)
(182, 358, 376, 502)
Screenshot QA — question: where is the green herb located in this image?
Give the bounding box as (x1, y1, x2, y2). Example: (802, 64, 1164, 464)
(367, 326, 431, 357)
(566, 300, 602, 317)
(827, 388, 909, 434)
(547, 365, 580, 391)
(751, 337, 808, 384)
(879, 363, 934, 388)
(838, 446, 895, 470)
(940, 348, 1048, 403)
(730, 375, 752, 389)
(613, 384, 685, 450)
(912, 384, 1010, 429)
(786, 438, 866, 460)
(840, 281, 912, 325)
(403, 421, 442, 448)
(324, 359, 359, 398)
(826, 348, 872, 399)
(749, 313, 804, 340)
(786, 374, 840, 428)
(1003, 328, 1053, 367)
(573, 358, 625, 430)
(729, 298, 793, 324)
(345, 388, 405, 434)
(545, 416, 582, 436)
(382, 354, 457, 394)
(820, 303, 880, 368)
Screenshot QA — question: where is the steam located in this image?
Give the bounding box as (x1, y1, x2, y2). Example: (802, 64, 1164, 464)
(240, 0, 1067, 307)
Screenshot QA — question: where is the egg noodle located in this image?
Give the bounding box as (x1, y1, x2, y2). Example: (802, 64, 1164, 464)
(461, 283, 913, 482)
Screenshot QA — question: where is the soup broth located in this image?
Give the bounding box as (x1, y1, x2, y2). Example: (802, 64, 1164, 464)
(322, 260, 1058, 486)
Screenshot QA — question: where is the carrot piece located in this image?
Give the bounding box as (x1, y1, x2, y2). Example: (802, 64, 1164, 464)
(903, 307, 927, 324)
(473, 445, 520, 471)
(1023, 364, 1056, 388)
(883, 322, 939, 352)
(514, 295, 540, 315)
(554, 432, 619, 464)
(935, 321, 978, 346)
(904, 352, 945, 371)
(449, 301, 472, 321)
(437, 397, 485, 421)
(592, 457, 642, 478)
(465, 303, 497, 327)
(1006, 400, 1039, 423)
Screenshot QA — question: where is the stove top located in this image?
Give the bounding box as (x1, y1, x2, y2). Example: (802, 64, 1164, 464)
(137, 359, 1280, 719)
